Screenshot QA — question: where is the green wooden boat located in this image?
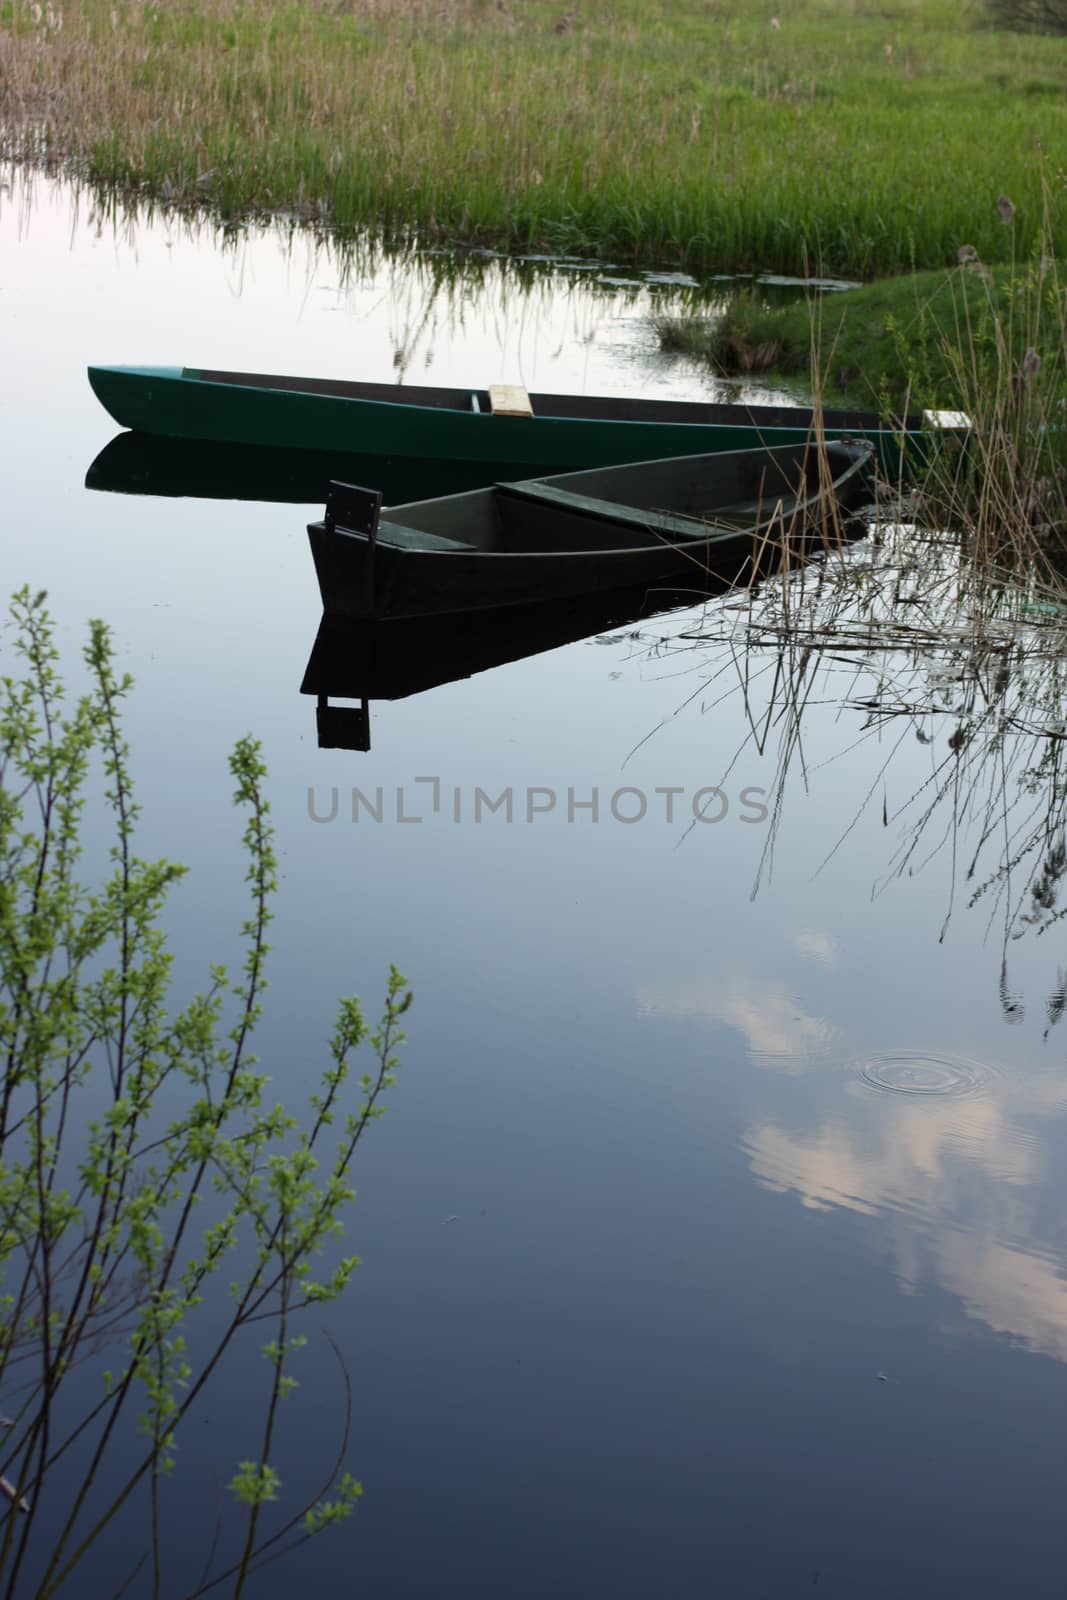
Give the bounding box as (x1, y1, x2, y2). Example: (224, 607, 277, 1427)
(87, 365, 960, 483)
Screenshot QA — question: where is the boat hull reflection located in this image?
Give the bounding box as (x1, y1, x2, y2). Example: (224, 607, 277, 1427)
(85, 430, 550, 506)
(300, 583, 713, 750)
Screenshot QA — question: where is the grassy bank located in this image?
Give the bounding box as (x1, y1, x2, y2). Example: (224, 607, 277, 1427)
(664, 244, 1067, 590)
(657, 252, 1064, 411)
(1, 0, 1065, 273)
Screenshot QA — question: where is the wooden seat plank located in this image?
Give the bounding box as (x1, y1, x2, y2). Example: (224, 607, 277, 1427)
(489, 384, 534, 417)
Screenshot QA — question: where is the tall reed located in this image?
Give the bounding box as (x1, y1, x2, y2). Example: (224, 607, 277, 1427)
(911, 194, 1066, 595)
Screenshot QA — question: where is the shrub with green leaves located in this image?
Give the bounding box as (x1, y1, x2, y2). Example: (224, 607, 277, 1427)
(0, 587, 410, 1597)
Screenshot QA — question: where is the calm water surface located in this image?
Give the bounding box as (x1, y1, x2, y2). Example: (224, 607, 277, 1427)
(3, 171, 1067, 1598)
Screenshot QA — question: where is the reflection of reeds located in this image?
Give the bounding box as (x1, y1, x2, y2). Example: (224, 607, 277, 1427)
(644, 187, 1067, 961)
(645, 506, 1067, 971)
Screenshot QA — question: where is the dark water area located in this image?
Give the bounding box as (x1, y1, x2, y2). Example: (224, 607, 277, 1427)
(3, 169, 1067, 1598)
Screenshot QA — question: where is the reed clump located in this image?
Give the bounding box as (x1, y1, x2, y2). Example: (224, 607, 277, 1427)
(1, 0, 1065, 272)
(657, 183, 1067, 599)
(905, 205, 1067, 593)
(650, 190, 1067, 913)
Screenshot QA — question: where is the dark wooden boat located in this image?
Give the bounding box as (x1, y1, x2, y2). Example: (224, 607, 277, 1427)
(87, 366, 950, 482)
(308, 439, 874, 621)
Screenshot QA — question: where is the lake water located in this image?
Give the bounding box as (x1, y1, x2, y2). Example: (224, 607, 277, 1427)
(3, 168, 1067, 1598)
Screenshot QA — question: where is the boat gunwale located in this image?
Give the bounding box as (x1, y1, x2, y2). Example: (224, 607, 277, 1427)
(324, 439, 876, 561)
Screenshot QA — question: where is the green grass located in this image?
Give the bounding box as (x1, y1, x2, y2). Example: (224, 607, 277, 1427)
(657, 255, 1064, 411)
(1, 0, 1065, 273)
